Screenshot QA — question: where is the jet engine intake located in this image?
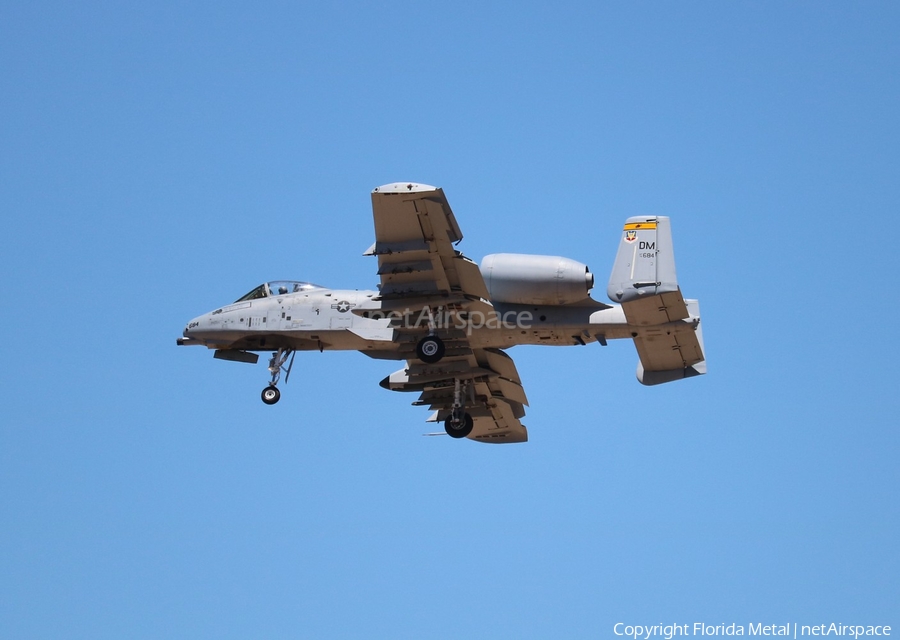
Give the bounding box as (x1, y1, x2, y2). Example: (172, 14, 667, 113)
(480, 253, 594, 305)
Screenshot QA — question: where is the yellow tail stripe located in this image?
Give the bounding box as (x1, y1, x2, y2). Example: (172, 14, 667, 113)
(623, 222, 657, 231)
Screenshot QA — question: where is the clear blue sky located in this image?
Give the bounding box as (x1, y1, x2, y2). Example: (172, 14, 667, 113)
(1, 2, 897, 638)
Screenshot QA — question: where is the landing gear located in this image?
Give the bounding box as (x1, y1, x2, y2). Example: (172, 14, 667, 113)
(444, 410, 473, 438)
(261, 386, 280, 405)
(416, 335, 445, 363)
(415, 307, 446, 364)
(261, 347, 294, 405)
(443, 377, 473, 438)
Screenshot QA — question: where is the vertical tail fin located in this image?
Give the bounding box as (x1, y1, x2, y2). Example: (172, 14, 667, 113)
(608, 216, 707, 385)
(608, 216, 679, 305)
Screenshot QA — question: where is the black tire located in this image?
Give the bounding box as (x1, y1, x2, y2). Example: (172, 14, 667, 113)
(416, 335, 445, 363)
(444, 412, 474, 439)
(261, 386, 281, 405)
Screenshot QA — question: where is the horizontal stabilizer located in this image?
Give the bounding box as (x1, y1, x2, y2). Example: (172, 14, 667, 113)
(634, 299, 706, 385)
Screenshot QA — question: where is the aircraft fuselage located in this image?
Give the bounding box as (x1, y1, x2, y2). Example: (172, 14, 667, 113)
(181, 286, 635, 357)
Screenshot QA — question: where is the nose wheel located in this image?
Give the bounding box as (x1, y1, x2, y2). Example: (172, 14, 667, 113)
(261, 386, 281, 405)
(261, 348, 294, 405)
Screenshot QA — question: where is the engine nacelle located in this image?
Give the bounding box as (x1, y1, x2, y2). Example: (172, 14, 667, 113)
(480, 254, 594, 305)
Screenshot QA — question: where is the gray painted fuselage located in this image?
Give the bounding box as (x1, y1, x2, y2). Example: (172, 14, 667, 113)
(181, 285, 635, 357)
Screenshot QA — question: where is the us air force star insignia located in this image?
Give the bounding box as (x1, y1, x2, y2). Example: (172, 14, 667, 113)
(331, 301, 354, 313)
(624, 230, 637, 243)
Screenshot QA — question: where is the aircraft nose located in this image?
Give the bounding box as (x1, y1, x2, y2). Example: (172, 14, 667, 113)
(184, 318, 197, 336)
(177, 314, 206, 345)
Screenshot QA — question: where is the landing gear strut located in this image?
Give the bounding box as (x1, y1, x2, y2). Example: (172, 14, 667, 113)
(416, 307, 446, 364)
(444, 378, 473, 438)
(261, 347, 294, 405)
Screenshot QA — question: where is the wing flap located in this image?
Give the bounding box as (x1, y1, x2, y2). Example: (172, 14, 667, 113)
(494, 377, 529, 406)
(481, 348, 524, 386)
(469, 403, 528, 444)
(444, 255, 490, 300)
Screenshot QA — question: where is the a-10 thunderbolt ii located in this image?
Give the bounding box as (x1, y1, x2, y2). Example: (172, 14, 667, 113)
(178, 183, 706, 443)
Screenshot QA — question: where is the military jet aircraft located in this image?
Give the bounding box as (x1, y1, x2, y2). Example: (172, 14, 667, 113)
(178, 183, 706, 443)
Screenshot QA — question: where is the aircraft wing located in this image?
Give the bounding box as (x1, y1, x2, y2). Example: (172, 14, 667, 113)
(390, 347, 528, 443)
(365, 182, 491, 306)
(366, 181, 500, 362)
(365, 184, 527, 442)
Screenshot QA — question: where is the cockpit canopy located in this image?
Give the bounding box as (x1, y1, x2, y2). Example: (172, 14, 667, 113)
(234, 281, 323, 303)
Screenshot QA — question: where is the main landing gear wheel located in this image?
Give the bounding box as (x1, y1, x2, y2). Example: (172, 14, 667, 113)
(416, 335, 445, 364)
(261, 385, 281, 405)
(444, 412, 474, 439)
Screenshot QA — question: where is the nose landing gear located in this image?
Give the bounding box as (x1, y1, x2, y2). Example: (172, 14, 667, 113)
(261, 386, 280, 405)
(261, 347, 294, 405)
